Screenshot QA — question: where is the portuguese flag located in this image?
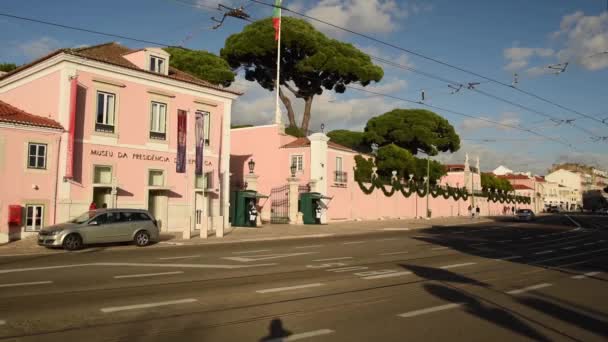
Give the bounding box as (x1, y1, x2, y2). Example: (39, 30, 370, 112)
(272, 0, 282, 41)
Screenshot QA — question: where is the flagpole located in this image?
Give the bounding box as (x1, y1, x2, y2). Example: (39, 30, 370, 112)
(274, 2, 282, 125)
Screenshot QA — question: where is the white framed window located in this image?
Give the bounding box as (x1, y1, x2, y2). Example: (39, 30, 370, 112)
(291, 155, 304, 172)
(336, 156, 343, 172)
(195, 171, 214, 189)
(96, 91, 116, 133)
(27, 143, 47, 169)
(93, 166, 112, 184)
(25, 204, 44, 231)
(150, 56, 166, 73)
(196, 110, 211, 146)
(149, 170, 165, 186)
(150, 102, 167, 140)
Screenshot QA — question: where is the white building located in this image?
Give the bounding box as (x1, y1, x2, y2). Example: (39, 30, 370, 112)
(545, 169, 582, 209)
(493, 165, 513, 176)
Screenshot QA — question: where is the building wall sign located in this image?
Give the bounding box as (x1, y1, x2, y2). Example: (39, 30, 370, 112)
(89, 149, 212, 166)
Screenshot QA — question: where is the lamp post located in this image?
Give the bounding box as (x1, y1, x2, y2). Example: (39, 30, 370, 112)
(424, 175, 429, 219)
(248, 159, 255, 174)
(426, 155, 430, 219)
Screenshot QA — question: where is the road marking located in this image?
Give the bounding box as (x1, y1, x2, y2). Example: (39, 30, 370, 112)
(599, 240, 606, 243)
(100, 299, 197, 313)
(565, 214, 582, 228)
(562, 246, 577, 250)
(507, 283, 552, 295)
(380, 251, 409, 256)
(497, 240, 511, 243)
(327, 266, 368, 272)
(498, 256, 522, 261)
(398, 303, 463, 318)
(114, 271, 184, 279)
(222, 252, 317, 262)
(383, 228, 410, 231)
(363, 271, 412, 280)
(432, 247, 449, 251)
(312, 257, 353, 262)
(280, 329, 334, 341)
(535, 248, 608, 264)
(522, 237, 533, 240)
(232, 249, 271, 255)
(256, 283, 323, 294)
(572, 271, 601, 279)
(0, 262, 276, 275)
(158, 255, 200, 260)
(343, 241, 365, 245)
(440, 262, 476, 269)
(539, 235, 548, 237)
(534, 250, 554, 255)
(470, 243, 486, 247)
(295, 245, 324, 249)
(583, 242, 596, 246)
(0, 280, 52, 288)
(377, 238, 399, 241)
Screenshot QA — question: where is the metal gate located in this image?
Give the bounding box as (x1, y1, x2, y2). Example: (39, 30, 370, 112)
(270, 184, 290, 224)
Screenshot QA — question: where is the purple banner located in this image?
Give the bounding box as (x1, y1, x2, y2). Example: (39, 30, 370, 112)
(176, 110, 187, 173)
(195, 111, 205, 175)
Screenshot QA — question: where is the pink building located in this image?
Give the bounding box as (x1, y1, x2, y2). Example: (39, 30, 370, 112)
(497, 174, 544, 213)
(0, 43, 240, 242)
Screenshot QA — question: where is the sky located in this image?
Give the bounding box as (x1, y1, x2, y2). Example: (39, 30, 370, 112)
(1, 0, 607, 175)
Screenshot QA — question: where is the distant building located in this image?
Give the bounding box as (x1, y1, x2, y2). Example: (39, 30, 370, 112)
(544, 169, 583, 210)
(493, 165, 513, 176)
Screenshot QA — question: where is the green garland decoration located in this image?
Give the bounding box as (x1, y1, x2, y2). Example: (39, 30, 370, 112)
(356, 178, 375, 194)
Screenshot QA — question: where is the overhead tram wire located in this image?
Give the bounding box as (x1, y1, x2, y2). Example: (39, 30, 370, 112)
(345, 85, 580, 151)
(246, 0, 608, 127)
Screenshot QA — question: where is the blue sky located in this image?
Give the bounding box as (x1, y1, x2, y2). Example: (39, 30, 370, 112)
(1, 0, 607, 174)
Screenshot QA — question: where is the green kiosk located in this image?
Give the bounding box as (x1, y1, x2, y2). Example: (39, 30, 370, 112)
(230, 190, 268, 227)
(299, 192, 332, 224)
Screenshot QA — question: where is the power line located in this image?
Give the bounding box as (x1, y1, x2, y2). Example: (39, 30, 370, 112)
(246, 0, 608, 127)
(345, 85, 580, 151)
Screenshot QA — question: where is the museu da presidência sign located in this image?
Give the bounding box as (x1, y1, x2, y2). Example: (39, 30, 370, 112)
(89, 149, 212, 166)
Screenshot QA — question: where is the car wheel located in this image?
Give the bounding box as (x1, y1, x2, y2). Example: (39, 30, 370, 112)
(134, 231, 150, 247)
(62, 234, 83, 251)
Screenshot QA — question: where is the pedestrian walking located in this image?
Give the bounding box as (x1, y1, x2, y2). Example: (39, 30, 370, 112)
(89, 201, 97, 211)
(476, 206, 480, 219)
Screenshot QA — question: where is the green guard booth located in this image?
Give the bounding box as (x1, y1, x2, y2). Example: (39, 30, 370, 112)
(230, 190, 268, 227)
(299, 192, 332, 224)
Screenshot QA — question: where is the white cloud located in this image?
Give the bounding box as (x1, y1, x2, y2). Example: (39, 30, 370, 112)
(554, 11, 608, 70)
(17, 37, 62, 60)
(305, 0, 405, 36)
(505, 12, 608, 73)
(460, 112, 521, 132)
(503, 47, 555, 71)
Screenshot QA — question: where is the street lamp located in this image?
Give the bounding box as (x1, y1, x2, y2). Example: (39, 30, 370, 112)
(248, 159, 255, 174)
(290, 162, 297, 178)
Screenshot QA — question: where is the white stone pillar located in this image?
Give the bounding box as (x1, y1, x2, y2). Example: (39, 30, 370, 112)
(287, 177, 300, 224)
(219, 100, 232, 238)
(309, 133, 329, 223)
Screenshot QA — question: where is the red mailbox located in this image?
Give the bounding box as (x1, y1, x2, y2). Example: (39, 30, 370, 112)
(8, 205, 22, 225)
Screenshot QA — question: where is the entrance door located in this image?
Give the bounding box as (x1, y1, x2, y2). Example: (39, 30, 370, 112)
(148, 190, 168, 231)
(93, 187, 111, 208)
(194, 192, 204, 231)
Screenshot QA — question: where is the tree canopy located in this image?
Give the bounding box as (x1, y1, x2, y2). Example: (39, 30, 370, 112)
(375, 144, 416, 180)
(481, 173, 514, 192)
(164, 47, 235, 87)
(327, 130, 369, 152)
(365, 109, 460, 156)
(0, 63, 17, 73)
(221, 17, 383, 132)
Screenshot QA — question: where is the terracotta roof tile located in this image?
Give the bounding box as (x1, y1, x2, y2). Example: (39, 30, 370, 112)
(497, 174, 530, 180)
(0, 42, 241, 96)
(512, 184, 534, 190)
(0, 100, 63, 129)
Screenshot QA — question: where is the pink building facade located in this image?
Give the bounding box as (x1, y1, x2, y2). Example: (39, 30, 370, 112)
(230, 125, 529, 223)
(0, 43, 239, 242)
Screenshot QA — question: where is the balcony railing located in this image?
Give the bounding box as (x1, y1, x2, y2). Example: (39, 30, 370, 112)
(95, 123, 115, 133)
(149, 131, 167, 140)
(334, 171, 348, 184)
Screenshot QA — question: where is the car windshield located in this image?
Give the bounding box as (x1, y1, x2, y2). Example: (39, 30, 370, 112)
(71, 211, 96, 224)
(517, 209, 531, 214)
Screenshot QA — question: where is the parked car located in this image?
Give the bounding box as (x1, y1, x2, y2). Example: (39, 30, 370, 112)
(548, 206, 561, 213)
(38, 209, 159, 251)
(516, 209, 536, 221)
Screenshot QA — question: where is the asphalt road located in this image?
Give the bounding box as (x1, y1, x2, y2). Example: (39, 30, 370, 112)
(0, 214, 607, 342)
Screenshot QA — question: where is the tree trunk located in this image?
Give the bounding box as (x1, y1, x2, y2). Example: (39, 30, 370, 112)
(301, 96, 314, 133)
(278, 87, 297, 127)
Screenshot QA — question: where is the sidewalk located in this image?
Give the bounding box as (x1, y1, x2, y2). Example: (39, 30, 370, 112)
(0, 216, 498, 256)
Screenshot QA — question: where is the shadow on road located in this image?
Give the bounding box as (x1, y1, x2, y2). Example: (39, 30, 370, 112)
(424, 283, 553, 342)
(399, 263, 489, 287)
(259, 318, 292, 341)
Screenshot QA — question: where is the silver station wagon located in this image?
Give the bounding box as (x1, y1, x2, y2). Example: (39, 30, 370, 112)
(38, 209, 160, 250)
